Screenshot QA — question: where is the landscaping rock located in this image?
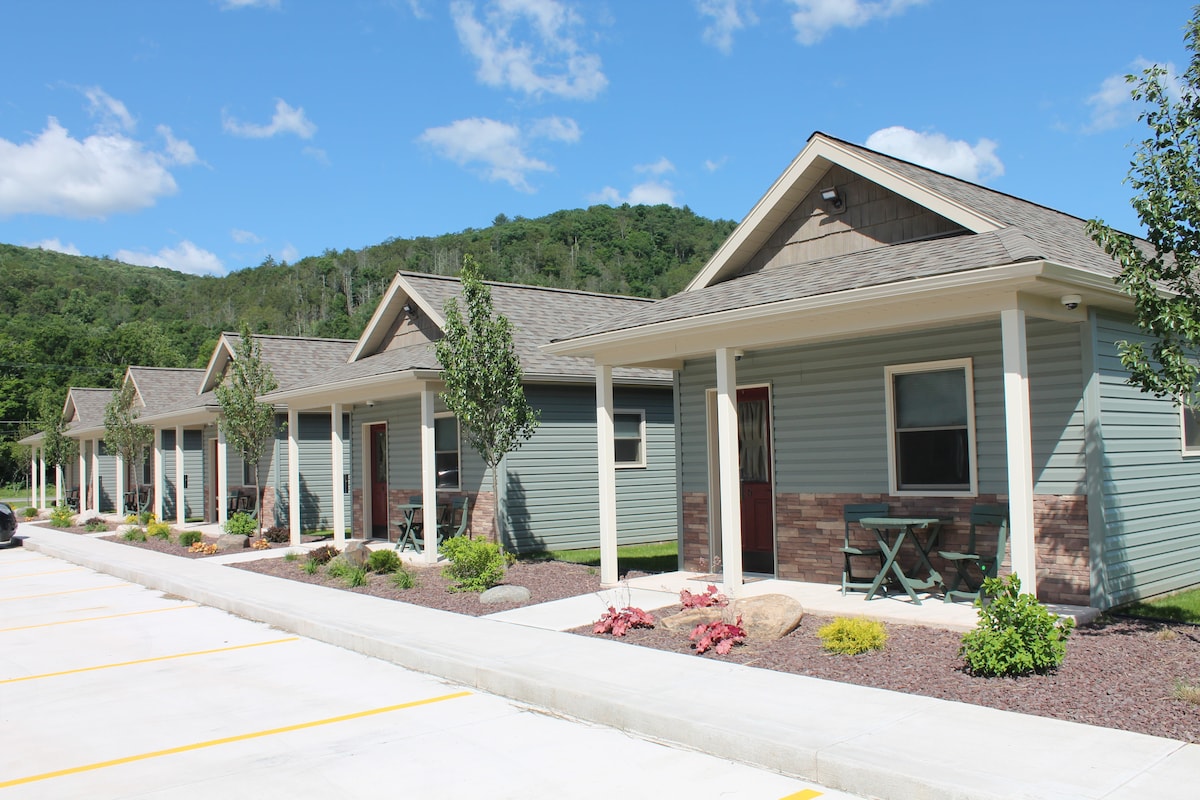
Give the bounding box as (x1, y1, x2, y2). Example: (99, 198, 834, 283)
(480, 585, 532, 605)
(216, 534, 249, 551)
(660, 607, 723, 632)
(726, 594, 805, 640)
(76, 509, 102, 525)
(342, 541, 371, 568)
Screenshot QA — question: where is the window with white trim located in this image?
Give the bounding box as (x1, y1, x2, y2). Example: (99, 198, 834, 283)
(1182, 403, 1200, 456)
(885, 359, 976, 494)
(614, 410, 646, 468)
(435, 414, 460, 490)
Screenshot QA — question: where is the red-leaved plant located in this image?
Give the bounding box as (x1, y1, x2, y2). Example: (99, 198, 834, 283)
(593, 606, 656, 636)
(679, 584, 729, 609)
(689, 615, 746, 655)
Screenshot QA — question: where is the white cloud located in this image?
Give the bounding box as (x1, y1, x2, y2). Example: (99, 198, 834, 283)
(116, 240, 225, 276)
(451, 0, 607, 100)
(864, 126, 1004, 183)
(0, 117, 189, 218)
(420, 115, 579, 191)
(787, 0, 926, 46)
(30, 238, 81, 255)
(704, 156, 727, 172)
(277, 243, 299, 264)
(697, 0, 757, 54)
(84, 87, 136, 133)
(635, 156, 674, 176)
(223, 99, 317, 139)
(231, 228, 262, 244)
(589, 180, 678, 207)
(157, 125, 199, 165)
(219, 0, 280, 9)
(1086, 58, 1182, 133)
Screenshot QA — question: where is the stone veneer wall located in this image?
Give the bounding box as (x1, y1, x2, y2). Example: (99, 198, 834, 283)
(680, 491, 1090, 605)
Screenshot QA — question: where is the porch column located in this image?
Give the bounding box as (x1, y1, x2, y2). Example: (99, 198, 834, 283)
(174, 426, 185, 527)
(153, 429, 164, 520)
(1001, 308, 1037, 596)
(29, 451, 36, 508)
(596, 364, 619, 586)
(115, 452, 126, 517)
(331, 403, 346, 545)
(90, 438, 100, 513)
(54, 464, 63, 508)
(217, 426, 229, 528)
(715, 348, 744, 594)
(288, 408, 301, 547)
(420, 386, 438, 564)
(38, 446, 46, 510)
(78, 445, 87, 513)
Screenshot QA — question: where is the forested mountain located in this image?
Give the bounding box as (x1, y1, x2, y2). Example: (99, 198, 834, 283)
(0, 203, 735, 484)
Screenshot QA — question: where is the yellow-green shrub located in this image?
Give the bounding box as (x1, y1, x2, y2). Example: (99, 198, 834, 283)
(817, 617, 888, 655)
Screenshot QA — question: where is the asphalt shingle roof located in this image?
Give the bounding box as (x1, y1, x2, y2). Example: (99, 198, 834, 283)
(65, 388, 115, 431)
(127, 367, 204, 414)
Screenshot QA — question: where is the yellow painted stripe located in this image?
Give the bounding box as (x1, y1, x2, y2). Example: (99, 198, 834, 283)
(0, 691, 472, 789)
(0, 584, 126, 602)
(0, 604, 195, 633)
(0, 568, 86, 580)
(780, 791, 822, 800)
(0, 637, 300, 684)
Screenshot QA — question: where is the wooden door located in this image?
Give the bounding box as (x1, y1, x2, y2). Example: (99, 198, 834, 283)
(369, 424, 388, 539)
(737, 386, 774, 574)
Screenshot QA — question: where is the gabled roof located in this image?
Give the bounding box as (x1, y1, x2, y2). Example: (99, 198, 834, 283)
(125, 366, 204, 412)
(63, 388, 115, 434)
(200, 332, 357, 393)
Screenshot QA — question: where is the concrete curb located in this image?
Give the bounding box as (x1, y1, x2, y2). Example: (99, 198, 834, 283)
(19, 525, 1198, 800)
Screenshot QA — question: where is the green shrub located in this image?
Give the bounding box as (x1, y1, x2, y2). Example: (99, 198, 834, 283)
(959, 574, 1074, 677)
(391, 566, 417, 590)
(817, 617, 888, 655)
(343, 565, 368, 587)
(302, 558, 320, 575)
(367, 548, 402, 574)
(284, 551, 299, 562)
(147, 521, 171, 540)
(326, 556, 351, 578)
(122, 528, 147, 542)
(178, 530, 203, 547)
(441, 536, 505, 593)
(83, 519, 108, 532)
(224, 512, 256, 536)
(22, 507, 38, 519)
(49, 506, 73, 527)
(263, 525, 290, 544)
(308, 544, 340, 565)
(138, 509, 154, 526)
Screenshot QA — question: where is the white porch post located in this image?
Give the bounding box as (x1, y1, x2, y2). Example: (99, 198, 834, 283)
(1001, 308, 1038, 596)
(217, 425, 229, 528)
(331, 403, 346, 545)
(78, 445, 87, 513)
(38, 446, 46, 510)
(54, 464, 63, 508)
(174, 426, 185, 527)
(153, 429, 164, 521)
(115, 452, 126, 517)
(288, 408, 301, 547)
(420, 386, 438, 564)
(29, 451, 37, 508)
(596, 364, 619, 586)
(90, 438, 101, 513)
(715, 348, 744, 594)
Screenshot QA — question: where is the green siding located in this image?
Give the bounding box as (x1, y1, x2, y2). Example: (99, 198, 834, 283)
(1092, 312, 1200, 606)
(272, 413, 353, 531)
(96, 441, 117, 512)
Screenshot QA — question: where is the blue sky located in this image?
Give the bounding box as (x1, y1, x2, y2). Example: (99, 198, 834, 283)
(0, 0, 1194, 276)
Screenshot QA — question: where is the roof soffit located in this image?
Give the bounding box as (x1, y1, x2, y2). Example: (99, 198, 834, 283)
(200, 334, 238, 393)
(350, 272, 447, 362)
(686, 133, 1005, 291)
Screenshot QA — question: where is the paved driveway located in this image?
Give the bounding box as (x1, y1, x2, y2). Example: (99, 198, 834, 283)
(0, 547, 860, 799)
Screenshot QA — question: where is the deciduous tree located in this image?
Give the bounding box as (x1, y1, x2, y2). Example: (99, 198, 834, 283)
(215, 325, 278, 533)
(104, 381, 153, 514)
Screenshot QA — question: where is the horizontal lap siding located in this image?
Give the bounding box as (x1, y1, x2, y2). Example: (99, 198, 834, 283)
(1095, 313, 1200, 604)
(96, 443, 117, 512)
(182, 430, 204, 519)
(504, 385, 676, 552)
(161, 431, 177, 517)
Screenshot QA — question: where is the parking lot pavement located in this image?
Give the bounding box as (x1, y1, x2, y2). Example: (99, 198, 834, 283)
(0, 549, 864, 800)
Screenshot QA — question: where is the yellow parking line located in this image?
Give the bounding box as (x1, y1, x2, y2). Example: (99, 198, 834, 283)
(0, 691, 473, 789)
(0, 568, 86, 580)
(1, 637, 300, 684)
(0, 584, 126, 602)
(0, 604, 196, 633)
(780, 791, 822, 800)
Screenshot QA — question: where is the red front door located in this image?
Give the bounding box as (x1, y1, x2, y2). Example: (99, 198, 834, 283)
(369, 424, 388, 539)
(737, 387, 774, 574)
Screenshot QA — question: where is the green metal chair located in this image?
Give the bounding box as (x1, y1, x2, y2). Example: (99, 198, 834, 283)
(840, 502, 889, 595)
(436, 496, 470, 542)
(938, 504, 1009, 603)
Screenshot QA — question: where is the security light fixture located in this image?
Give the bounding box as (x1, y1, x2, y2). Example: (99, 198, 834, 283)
(819, 186, 844, 212)
(1061, 294, 1082, 311)
(402, 301, 418, 318)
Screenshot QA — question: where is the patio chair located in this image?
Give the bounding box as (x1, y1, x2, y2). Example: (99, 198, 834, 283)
(65, 487, 80, 511)
(840, 502, 889, 595)
(938, 504, 1009, 604)
(437, 496, 470, 542)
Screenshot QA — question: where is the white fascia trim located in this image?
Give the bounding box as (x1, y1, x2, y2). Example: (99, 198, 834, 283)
(686, 134, 1005, 292)
(200, 334, 237, 393)
(350, 273, 447, 362)
(263, 370, 431, 407)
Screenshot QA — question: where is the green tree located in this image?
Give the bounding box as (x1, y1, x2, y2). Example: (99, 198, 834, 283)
(1088, 8, 1200, 402)
(39, 398, 78, 496)
(215, 325, 278, 533)
(103, 381, 153, 513)
(434, 255, 539, 550)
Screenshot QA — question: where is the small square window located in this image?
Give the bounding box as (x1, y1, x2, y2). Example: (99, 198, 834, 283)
(614, 410, 645, 468)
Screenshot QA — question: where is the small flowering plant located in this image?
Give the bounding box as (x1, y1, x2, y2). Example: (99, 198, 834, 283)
(593, 606, 656, 636)
(679, 584, 728, 609)
(689, 616, 746, 655)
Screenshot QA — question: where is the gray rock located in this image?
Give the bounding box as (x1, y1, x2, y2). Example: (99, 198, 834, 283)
(725, 594, 805, 640)
(659, 607, 723, 632)
(480, 585, 532, 605)
(342, 541, 371, 568)
(216, 534, 249, 551)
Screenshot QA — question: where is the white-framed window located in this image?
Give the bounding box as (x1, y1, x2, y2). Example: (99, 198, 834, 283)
(614, 409, 646, 468)
(884, 358, 977, 496)
(1182, 403, 1200, 456)
(435, 413, 460, 490)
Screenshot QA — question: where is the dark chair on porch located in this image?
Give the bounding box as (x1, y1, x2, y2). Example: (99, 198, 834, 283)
(938, 504, 1009, 604)
(841, 503, 889, 595)
(65, 487, 80, 511)
(437, 496, 469, 542)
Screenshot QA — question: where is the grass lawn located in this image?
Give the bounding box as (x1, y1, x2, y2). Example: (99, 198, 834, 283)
(533, 540, 679, 575)
(1120, 588, 1200, 624)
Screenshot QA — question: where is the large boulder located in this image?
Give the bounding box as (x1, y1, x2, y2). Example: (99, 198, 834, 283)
(216, 534, 249, 551)
(659, 593, 805, 641)
(480, 585, 532, 605)
(659, 607, 723, 632)
(342, 541, 371, 568)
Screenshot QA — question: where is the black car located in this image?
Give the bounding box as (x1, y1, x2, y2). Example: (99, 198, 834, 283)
(0, 502, 17, 545)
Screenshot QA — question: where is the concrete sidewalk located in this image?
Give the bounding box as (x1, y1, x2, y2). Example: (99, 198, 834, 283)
(14, 524, 1197, 800)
